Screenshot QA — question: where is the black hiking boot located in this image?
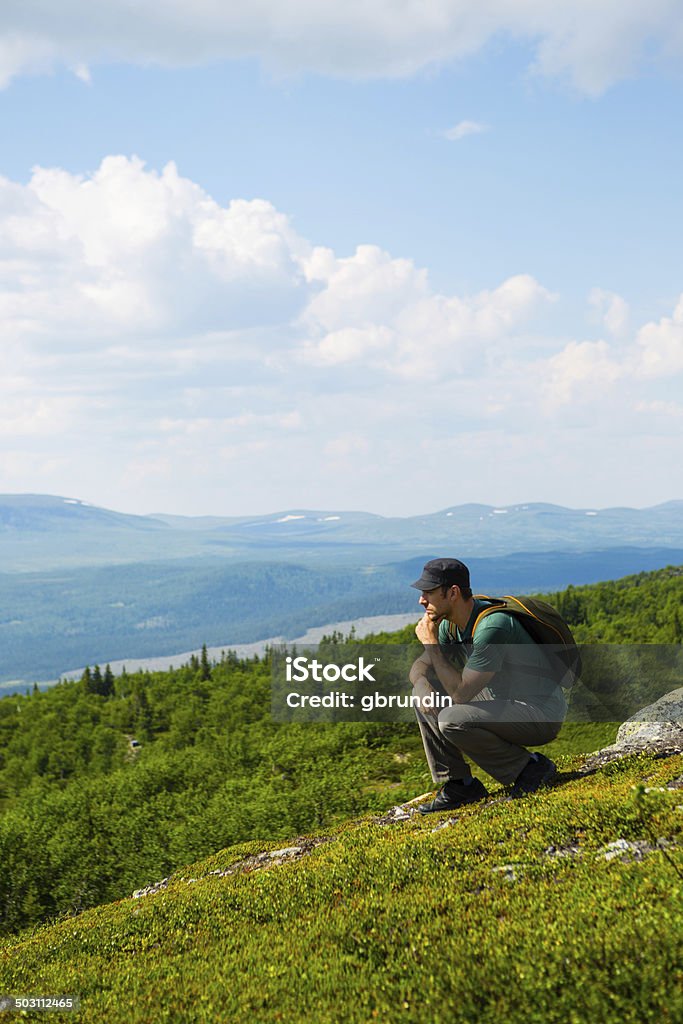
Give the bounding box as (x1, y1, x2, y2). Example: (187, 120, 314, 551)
(418, 777, 489, 814)
(509, 753, 557, 797)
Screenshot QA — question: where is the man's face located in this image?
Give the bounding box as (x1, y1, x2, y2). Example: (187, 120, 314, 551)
(418, 585, 452, 622)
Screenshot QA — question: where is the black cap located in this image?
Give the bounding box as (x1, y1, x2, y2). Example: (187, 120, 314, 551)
(411, 558, 470, 592)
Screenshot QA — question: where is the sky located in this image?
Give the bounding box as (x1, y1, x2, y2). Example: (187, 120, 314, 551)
(1, 1, 682, 517)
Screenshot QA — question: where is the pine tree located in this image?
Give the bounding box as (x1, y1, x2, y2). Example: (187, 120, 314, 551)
(92, 665, 103, 696)
(133, 686, 153, 741)
(80, 667, 92, 694)
(200, 644, 211, 681)
(102, 665, 115, 697)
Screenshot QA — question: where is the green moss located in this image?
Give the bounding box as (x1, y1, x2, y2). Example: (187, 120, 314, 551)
(1, 753, 681, 1023)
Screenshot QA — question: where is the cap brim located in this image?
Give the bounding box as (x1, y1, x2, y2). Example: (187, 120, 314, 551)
(410, 575, 440, 590)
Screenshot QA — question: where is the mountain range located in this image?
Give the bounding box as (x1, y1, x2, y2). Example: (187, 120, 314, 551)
(0, 494, 681, 688)
(2, 493, 683, 571)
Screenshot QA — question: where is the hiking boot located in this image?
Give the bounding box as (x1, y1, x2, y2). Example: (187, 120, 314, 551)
(418, 777, 488, 814)
(509, 753, 557, 797)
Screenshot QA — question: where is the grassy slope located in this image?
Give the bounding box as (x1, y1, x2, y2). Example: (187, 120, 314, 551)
(1, 744, 682, 1024)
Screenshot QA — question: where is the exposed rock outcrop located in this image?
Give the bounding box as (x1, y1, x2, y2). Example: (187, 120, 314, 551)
(583, 686, 683, 769)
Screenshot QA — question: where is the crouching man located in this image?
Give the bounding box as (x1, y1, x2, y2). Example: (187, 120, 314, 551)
(410, 558, 567, 813)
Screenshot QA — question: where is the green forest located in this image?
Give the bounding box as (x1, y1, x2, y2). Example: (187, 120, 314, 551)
(0, 565, 681, 939)
(2, 545, 681, 687)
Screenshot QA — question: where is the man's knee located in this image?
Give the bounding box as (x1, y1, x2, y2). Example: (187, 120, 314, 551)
(437, 703, 480, 735)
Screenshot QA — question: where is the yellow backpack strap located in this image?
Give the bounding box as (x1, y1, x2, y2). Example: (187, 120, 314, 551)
(445, 619, 460, 642)
(472, 594, 568, 645)
(499, 595, 567, 645)
(470, 595, 506, 637)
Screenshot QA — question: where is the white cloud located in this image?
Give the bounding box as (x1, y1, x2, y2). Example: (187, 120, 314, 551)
(539, 290, 683, 418)
(72, 62, 91, 84)
(302, 245, 429, 333)
(0, 156, 311, 346)
(634, 296, 683, 377)
(541, 338, 624, 409)
(0, 32, 56, 89)
(442, 120, 489, 141)
(589, 288, 630, 337)
(301, 260, 554, 379)
(0, 395, 89, 436)
(1, 1, 683, 93)
(635, 398, 683, 418)
(324, 434, 370, 459)
(158, 410, 303, 437)
(0, 156, 681, 515)
(306, 325, 396, 367)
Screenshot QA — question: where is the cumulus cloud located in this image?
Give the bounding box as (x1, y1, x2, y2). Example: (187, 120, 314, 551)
(589, 288, 630, 337)
(539, 290, 683, 417)
(300, 254, 554, 379)
(442, 120, 489, 141)
(0, 1, 682, 93)
(541, 338, 624, 409)
(635, 398, 683, 419)
(0, 156, 681, 514)
(634, 296, 683, 377)
(302, 245, 430, 332)
(0, 156, 311, 347)
(72, 62, 91, 84)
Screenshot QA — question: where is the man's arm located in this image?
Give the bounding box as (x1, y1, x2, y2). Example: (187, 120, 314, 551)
(415, 614, 494, 703)
(428, 646, 495, 703)
(409, 651, 433, 686)
(408, 652, 440, 719)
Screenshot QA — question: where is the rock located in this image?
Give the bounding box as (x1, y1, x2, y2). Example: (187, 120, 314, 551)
(597, 837, 673, 863)
(584, 686, 683, 768)
(270, 846, 303, 859)
(429, 817, 457, 833)
(256, 846, 303, 861)
(130, 838, 332, 898)
(544, 843, 580, 859)
(614, 686, 683, 749)
(133, 877, 170, 899)
(491, 864, 522, 881)
(372, 799, 425, 825)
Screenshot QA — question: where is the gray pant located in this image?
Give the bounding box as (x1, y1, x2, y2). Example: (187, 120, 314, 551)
(416, 686, 567, 786)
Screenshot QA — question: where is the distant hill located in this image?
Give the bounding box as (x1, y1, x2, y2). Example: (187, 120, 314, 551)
(1, 547, 682, 689)
(1, 493, 682, 571)
(0, 493, 681, 688)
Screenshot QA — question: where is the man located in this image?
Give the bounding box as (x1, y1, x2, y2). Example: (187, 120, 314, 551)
(410, 558, 567, 813)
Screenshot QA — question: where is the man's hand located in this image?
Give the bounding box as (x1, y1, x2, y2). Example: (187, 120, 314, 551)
(411, 676, 440, 720)
(415, 612, 440, 647)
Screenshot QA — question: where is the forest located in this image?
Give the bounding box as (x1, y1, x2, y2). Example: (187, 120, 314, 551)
(0, 564, 681, 936)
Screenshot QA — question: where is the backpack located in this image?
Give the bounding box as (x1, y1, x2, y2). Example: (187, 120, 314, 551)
(463, 594, 582, 689)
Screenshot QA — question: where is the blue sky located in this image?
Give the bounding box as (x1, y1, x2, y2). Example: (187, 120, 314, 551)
(0, 3, 682, 516)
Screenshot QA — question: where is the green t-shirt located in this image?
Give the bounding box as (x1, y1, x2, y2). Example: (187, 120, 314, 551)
(437, 598, 561, 701)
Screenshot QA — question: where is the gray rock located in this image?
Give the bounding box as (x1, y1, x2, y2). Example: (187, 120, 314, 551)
(132, 876, 170, 899)
(614, 686, 683, 749)
(491, 864, 523, 881)
(597, 837, 673, 863)
(429, 817, 457, 833)
(271, 846, 304, 858)
(130, 838, 332, 898)
(372, 798, 426, 825)
(544, 843, 580, 859)
(584, 686, 683, 768)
